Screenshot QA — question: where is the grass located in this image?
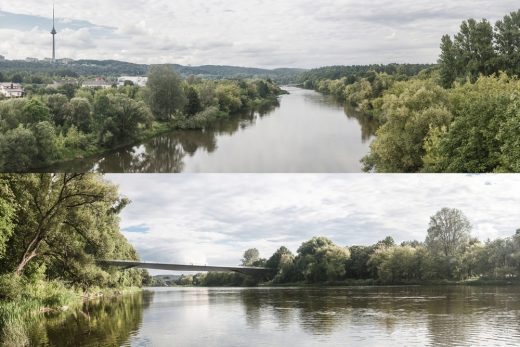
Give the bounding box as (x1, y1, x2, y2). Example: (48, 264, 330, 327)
(0, 278, 143, 347)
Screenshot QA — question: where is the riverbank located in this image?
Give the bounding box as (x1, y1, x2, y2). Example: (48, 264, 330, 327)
(0, 282, 141, 346)
(35, 95, 281, 172)
(262, 278, 520, 287)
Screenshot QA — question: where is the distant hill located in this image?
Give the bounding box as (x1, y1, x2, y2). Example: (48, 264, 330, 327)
(0, 59, 306, 83)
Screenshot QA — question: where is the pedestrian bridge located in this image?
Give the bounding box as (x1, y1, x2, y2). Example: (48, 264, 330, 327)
(97, 260, 273, 277)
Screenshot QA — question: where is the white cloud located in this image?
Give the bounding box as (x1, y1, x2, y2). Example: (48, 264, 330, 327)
(0, 1, 519, 67)
(105, 174, 520, 270)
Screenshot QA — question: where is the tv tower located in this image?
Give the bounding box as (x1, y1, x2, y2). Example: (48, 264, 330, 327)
(51, 4, 57, 62)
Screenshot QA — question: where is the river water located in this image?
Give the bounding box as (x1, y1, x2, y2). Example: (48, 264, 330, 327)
(47, 87, 377, 173)
(31, 286, 520, 346)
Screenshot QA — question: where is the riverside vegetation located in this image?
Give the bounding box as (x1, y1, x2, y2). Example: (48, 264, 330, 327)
(157, 208, 520, 288)
(0, 173, 146, 346)
(300, 9, 520, 173)
(0, 66, 284, 171)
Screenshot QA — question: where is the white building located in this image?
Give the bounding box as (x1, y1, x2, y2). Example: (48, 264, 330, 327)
(0, 83, 24, 98)
(117, 76, 148, 87)
(25, 57, 39, 62)
(82, 78, 112, 89)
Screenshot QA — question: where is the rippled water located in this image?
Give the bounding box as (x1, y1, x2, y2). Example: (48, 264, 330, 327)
(32, 286, 520, 346)
(45, 87, 377, 173)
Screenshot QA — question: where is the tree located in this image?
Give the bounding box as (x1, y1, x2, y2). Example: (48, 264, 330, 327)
(99, 94, 153, 146)
(452, 19, 497, 80)
(184, 86, 202, 117)
(440, 75, 514, 172)
(21, 99, 51, 124)
(32, 121, 58, 166)
(266, 246, 295, 282)
(426, 208, 471, 258)
(46, 94, 69, 126)
(67, 97, 93, 133)
(146, 65, 187, 120)
(0, 179, 15, 259)
(295, 237, 350, 283)
(494, 10, 520, 76)
(1, 174, 130, 278)
(362, 79, 452, 172)
(438, 35, 458, 88)
(242, 248, 260, 266)
(0, 126, 37, 171)
(368, 245, 425, 283)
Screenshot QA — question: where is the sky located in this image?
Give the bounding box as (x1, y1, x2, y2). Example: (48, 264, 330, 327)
(105, 174, 520, 271)
(0, 1, 519, 68)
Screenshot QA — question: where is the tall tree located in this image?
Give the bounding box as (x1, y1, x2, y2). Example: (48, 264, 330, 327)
(452, 19, 497, 80)
(295, 237, 350, 282)
(146, 65, 187, 120)
(494, 10, 520, 76)
(438, 35, 458, 88)
(426, 208, 471, 257)
(242, 248, 260, 266)
(2, 174, 128, 277)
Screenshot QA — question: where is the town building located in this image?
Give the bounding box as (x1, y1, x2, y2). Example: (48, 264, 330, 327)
(25, 57, 39, 63)
(0, 55, 5, 61)
(82, 78, 113, 89)
(57, 58, 74, 65)
(0, 83, 25, 98)
(117, 76, 148, 87)
(47, 79, 79, 89)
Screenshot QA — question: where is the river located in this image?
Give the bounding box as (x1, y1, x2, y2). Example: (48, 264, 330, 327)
(47, 87, 377, 173)
(30, 286, 520, 346)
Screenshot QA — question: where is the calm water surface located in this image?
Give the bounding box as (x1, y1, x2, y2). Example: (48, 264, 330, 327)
(47, 87, 377, 173)
(32, 286, 520, 346)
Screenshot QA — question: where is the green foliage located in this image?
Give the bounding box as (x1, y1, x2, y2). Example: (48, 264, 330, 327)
(295, 237, 351, 283)
(146, 65, 187, 120)
(0, 174, 143, 290)
(0, 126, 37, 171)
(67, 97, 93, 133)
(0, 73, 282, 171)
(439, 74, 516, 172)
(184, 86, 202, 116)
(362, 79, 452, 172)
(368, 245, 428, 283)
(99, 94, 153, 147)
(0, 274, 22, 301)
(495, 10, 520, 76)
(22, 99, 50, 124)
(426, 208, 471, 258)
(242, 248, 261, 266)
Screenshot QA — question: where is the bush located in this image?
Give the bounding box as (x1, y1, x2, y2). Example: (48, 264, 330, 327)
(0, 274, 23, 301)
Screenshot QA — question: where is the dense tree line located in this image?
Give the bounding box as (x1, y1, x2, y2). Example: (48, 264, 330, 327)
(0, 65, 284, 171)
(175, 208, 520, 286)
(439, 10, 520, 87)
(0, 60, 303, 83)
(299, 64, 434, 90)
(303, 9, 520, 173)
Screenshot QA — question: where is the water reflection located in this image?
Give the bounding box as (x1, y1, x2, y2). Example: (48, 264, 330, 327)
(29, 292, 153, 347)
(29, 287, 520, 346)
(46, 87, 378, 173)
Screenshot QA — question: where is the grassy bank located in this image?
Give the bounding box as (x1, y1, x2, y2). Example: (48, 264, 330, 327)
(0, 277, 142, 347)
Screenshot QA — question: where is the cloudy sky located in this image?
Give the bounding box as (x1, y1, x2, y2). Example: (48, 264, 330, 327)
(0, 1, 519, 68)
(106, 174, 520, 270)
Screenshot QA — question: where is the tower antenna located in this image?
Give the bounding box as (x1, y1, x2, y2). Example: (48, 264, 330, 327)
(51, 3, 57, 63)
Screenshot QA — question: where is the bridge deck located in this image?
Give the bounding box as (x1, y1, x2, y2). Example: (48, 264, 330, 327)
(98, 260, 273, 276)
